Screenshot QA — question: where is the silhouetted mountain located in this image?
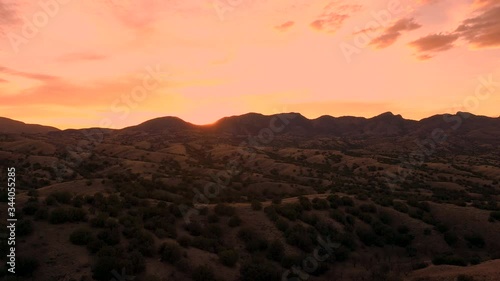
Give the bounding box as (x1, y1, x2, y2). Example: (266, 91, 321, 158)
(0, 117, 60, 134)
(1, 113, 499, 143)
(121, 116, 195, 133)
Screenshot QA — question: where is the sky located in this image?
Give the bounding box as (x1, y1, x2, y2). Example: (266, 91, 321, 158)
(0, 0, 499, 129)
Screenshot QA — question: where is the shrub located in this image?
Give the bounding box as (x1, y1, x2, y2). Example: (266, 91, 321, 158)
(267, 239, 285, 261)
(340, 196, 354, 206)
(186, 222, 203, 236)
(192, 265, 217, 281)
(464, 233, 485, 248)
(214, 203, 235, 216)
(312, 198, 329, 210)
(92, 256, 126, 281)
(49, 191, 73, 204)
(298, 196, 312, 210)
(174, 258, 191, 273)
(443, 231, 458, 246)
(228, 215, 242, 227)
(159, 241, 182, 264)
(17, 219, 34, 237)
(251, 200, 263, 211)
(16, 257, 39, 277)
(240, 259, 280, 281)
(275, 218, 290, 232)
(178, 235, 192, 248)
(22, 202, 39, 216)
(70, 228, 93, 245)
(432, 254, 467, 266)
(218, 249, 239, 267)
(49, 207, 87, 224)
(490, 211, 500, 222)
(457, 275, 475, 281)
(90, 215, 108, 228)
(87, 237, 106, 254)
(97, 229, 120, 245)
(208, 214, 219, 223)
(359, 203, 377, 213)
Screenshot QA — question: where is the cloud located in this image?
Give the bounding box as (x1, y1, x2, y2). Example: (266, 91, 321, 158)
(275, 21, 295, 32)
(0, 66, 59, 81)
(310, 2, 361, 33)
(408, 33, 459, 60)
(0, 1, 18, 25)
(472, 0, 498, 9)
(57, 52, 108, 63)
(417, 0, 440, 5)
(455, 5, 500, 49)
(0, 77, 8, 82)
(370, 18, 421, 49)
(407, 1, 500, 60)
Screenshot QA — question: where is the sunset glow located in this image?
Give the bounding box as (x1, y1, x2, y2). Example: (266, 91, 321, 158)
(1, 0, 499, 129)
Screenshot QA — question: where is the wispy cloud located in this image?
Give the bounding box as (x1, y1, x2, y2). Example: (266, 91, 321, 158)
(0, 66, 59, 81)
(408, 33, 459, 60)
(56, 52, 108, 63)
(370, 18, 421, 49)
(275, 21, 295, 32)
(310, 2, 361, 33)
(456, 5, 500, 49)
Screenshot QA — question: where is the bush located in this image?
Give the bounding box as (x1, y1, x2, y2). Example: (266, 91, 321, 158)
(444, 231, 458, 246)
(312, 198, 329, 210)
(490, 211, 500, 222)
(275, 218, 290, 232)
(17, 219, 34, 237)
(48, 191, 73, 204)
(464, 233, 485, 248)
(159, 241, 182, 264)
(359, 203, 377, 213)
(228, 215, 242, 227)
(432, 254, 467, 266)
(208, 214, 219, 223)
(267, 239, 285, 261)
(251, 200, 263, 211)
(49, 207, 87, 224)
(298, 196, 312, 210)
(240, 259, 280, 281)
(178, 235, 192, 248)
(97, 229, 120, 245)
(70, 228, 93, 245)
(92, 256, 126, 281)
(218, 249, 239, 267)
(192, 265, 216, 281)
(214, 203, 235, 216)
(457, 274, 475, 281)
(16, 257, 39, 277)
(22, 202, 39, 216)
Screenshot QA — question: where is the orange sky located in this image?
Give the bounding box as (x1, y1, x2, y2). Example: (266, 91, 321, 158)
(0, 0, 499, 129)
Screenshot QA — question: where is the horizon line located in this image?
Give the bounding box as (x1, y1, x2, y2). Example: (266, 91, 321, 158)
(2, 111, 498, 131)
